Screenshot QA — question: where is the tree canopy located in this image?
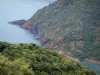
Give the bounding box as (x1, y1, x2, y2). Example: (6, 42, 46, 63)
(0, 41, 98, 75)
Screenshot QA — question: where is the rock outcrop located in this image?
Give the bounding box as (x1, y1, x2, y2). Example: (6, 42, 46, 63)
(8, 19, 26, 26)
(9, 0, 100, 61)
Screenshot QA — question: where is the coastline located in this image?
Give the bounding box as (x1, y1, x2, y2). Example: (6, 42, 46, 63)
(8, 20, 100, 65)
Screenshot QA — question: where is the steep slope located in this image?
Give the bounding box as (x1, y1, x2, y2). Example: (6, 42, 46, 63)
(20, 0, 100, 61)
(0, 41, 98, 75)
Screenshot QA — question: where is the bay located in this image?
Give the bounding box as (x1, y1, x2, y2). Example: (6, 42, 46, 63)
(0, 0, 55, 44)
(0, 0, 100, 74)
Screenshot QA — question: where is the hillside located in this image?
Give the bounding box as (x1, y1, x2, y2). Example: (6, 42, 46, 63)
(0, 41, 98, 75)
(16, 0, 100, 62)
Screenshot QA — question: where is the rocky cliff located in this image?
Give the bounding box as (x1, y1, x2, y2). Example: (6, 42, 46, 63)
(9, 0, 100, 61)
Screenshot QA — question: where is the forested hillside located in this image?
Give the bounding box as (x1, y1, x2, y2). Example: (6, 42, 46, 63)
(0, 41, 98, 75)
(20, 0, 100, 61)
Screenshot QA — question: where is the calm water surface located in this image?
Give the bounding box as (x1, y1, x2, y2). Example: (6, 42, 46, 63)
(0, 0, 100, 74)
(0, 0, 55, 44)
(80, 62, 100, 74)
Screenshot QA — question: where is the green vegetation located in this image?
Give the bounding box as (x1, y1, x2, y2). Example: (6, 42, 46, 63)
(0, 41, 98, 75)
(0, 55, 34, 75)
(26, 0, 100, 61)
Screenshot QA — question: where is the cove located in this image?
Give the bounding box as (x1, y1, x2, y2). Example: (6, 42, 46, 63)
(0, 0, 100, 74)
(0, 0, 55, 44)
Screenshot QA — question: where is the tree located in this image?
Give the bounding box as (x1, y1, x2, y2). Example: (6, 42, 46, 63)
(0, 54, 34, 75)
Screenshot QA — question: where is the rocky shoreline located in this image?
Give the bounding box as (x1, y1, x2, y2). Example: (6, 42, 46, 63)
(8, 19, 100, 65)
(57, 49, 100, 64)
(84, 59, 100, 64)
(8, 20, 50, 45)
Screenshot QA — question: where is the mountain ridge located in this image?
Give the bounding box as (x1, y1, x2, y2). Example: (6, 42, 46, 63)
(8, 0, 100, 62)
(25, 0, 100, 61)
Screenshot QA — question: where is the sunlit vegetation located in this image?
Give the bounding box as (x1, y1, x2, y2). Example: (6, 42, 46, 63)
(0, 41, 98, 75)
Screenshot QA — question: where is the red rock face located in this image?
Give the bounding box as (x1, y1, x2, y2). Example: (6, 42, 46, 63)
(84, 59, 100, 64)
(58, 50, 80, 62)
(67, 57, 80, 63)
(22, 21, 32, 29)
(57, 36, 63, 43)
(58, 50, 68, 57)
(50, 42, 56, 50)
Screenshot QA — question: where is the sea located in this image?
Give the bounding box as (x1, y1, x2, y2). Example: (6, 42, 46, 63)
(0, 0, 100, 74)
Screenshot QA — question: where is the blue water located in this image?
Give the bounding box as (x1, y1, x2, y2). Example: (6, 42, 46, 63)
(0, 0, 100, 74)
(0, 0, 55, 44)
(80, 62, 100, 74)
